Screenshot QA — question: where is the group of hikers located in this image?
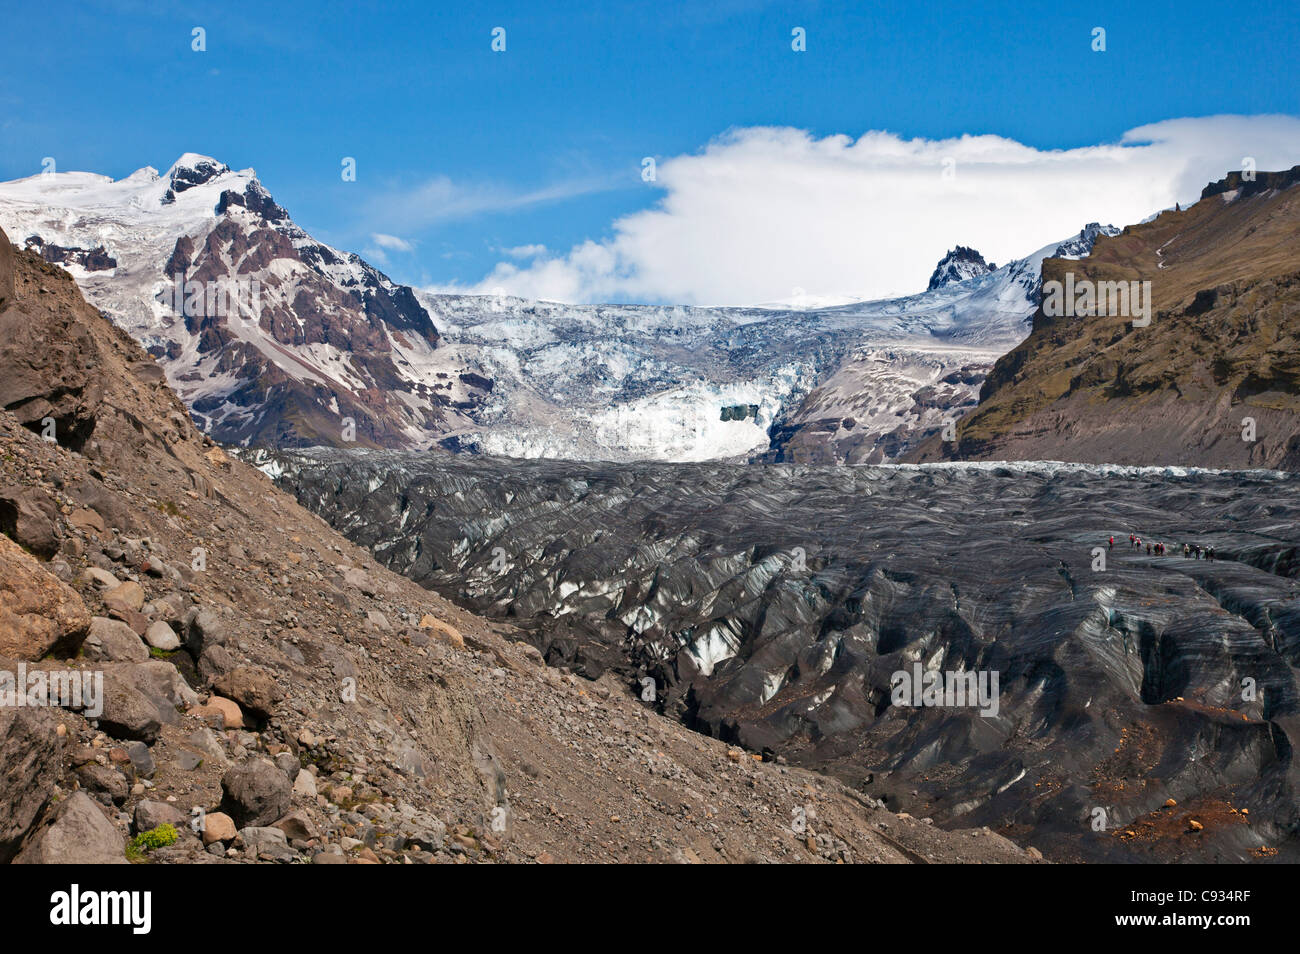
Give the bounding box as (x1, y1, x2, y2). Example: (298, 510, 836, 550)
(1107, 534, 1216, 560)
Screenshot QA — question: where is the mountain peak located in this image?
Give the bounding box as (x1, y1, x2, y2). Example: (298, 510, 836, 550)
(162, 154, 232, 202)
(927, 245, 995, 291)
(167, 153, 227, 177)
(1050, 222, 1121, 260)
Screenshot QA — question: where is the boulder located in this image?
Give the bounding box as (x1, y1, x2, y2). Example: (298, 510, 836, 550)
(272, 809, 320, 842)
(199, 810, 236, 845)
(220, 759, 291, 828)
(14, 792, 127, 864)
(133, 799, 185, 834)
(97, 663, 184, 743)
(103, 580, 145, 614)
(0, 485, 61, 559)
(144, 619, 181, 651)
(0, 706, 60, 862)
(0, 534, 91, 660)
(83, 616, 149, 663)
(80, 567, 121, 589)
(193, 694, 243, 730)
(183, 607, 231, 656)
(292, 771, 317, 798)
(74, 763, 129, 805)
(212, 666, 283, 721)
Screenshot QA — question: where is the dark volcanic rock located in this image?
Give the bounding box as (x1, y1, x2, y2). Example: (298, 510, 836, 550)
(268, 448, 1300, 862)
(220, 758, 291, 828)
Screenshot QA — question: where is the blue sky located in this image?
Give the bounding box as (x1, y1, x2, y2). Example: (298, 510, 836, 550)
(2, 0, 1298, 303)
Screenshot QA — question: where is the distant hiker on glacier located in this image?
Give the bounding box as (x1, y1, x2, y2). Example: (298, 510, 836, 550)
(1109, 535, 1114, 550)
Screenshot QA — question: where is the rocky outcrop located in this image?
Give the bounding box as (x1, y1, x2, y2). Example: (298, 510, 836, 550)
(909, 168, 1300, 468)
(0, 706, 60, 862)
(927, 245, 994, 290)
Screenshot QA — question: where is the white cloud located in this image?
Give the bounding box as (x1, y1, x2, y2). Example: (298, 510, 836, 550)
(368, 174, 614, 232)
(428, 115, 1300, 305)
(370, 232, 414, 251)
(497, 243, 547, 259)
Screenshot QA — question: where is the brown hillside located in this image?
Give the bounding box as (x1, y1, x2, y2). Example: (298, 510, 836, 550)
(908, 166, 1300, 468)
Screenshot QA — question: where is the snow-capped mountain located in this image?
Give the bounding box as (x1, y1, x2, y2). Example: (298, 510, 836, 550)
(927, 245, 995, 290)
(0, 155, 484, 448)
(0, 154, 1118, 463)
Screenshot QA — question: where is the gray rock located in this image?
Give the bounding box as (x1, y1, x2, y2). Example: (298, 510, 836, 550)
(14, 792, 127, 864)
(133, 799, 184, 834)
(237, 825, 294, 862)
(177, 750, 203, 771)
(75, 763, 129, 805)
(186, 727, 229, 765)
(81, 567, 121, 590)
(84, 617, 149, 663)
(144, 620, 181, 651)
(184, 607, 231, 656)
(273, 751, 300, 782)
(125, 740, 155, 778)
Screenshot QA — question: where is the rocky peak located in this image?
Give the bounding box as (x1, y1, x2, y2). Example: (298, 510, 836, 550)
(1050, 222, 1121, 260)
(1201, 164, 1300, 201)
(927, 245, 995, 291)
(162, 154, 231, 205)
